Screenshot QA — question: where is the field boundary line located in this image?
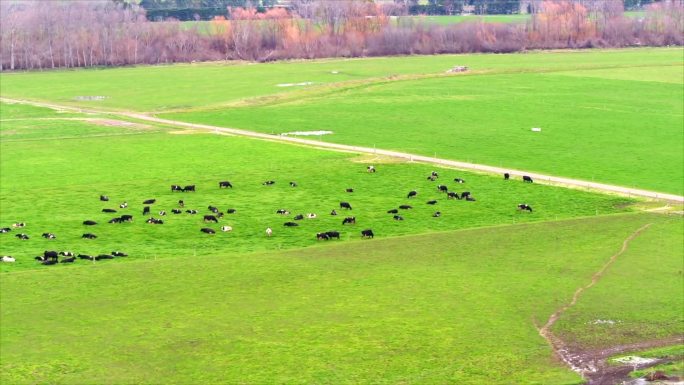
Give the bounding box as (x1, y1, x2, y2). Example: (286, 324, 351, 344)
(537, 223, 653, 378)
(2, 97, 683, 203)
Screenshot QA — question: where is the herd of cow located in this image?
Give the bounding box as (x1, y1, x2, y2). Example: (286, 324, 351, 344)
(1, 165, 534, 266)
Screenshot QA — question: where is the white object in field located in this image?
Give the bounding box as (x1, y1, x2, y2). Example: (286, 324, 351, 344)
(531, 127, 542, 132)
(331, 71, 339, 74)
(281, 131, 333, 136)
(276, 82, 313, 87)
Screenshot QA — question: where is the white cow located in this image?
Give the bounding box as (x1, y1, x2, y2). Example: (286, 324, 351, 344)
(266, 227, 273, 237)
(1, 256, 15, 262)
(221, 226, 233, 232)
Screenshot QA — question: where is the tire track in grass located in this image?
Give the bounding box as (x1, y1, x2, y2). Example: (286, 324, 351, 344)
(537, 223, 653, 380)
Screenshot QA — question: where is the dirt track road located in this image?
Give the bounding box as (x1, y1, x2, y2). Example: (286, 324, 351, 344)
(2, 97, 683, 203)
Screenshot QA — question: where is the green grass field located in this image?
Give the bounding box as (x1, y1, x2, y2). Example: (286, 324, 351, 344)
(0, 102, 634, 272)
(2, 212, 680, 384)
(1, 47, 682, 384)
(1, 48, 681, 194)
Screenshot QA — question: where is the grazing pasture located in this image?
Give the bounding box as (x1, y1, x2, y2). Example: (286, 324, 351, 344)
(0, 103, 633, 272)
(164, 59, 684, 195)
(1, 213, 680, 384)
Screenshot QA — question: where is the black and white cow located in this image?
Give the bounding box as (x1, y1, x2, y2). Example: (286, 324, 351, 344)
(454, 178, 465, 184)
(42, 233, 56, 239)
(325, 231, 340, 239)
(219, 181, 233, 189)
(171, 185, 183, 192)
(342, 216, 356, 225)
(82, 233, 97, 239)
(100, 195, 109, 201)
(517, 204, 533, 212)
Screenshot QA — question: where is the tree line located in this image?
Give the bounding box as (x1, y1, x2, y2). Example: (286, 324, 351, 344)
(1, 0, 682, 71)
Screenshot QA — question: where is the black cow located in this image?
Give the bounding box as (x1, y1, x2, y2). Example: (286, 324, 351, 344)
(330, 210, 338, 216)
(172, 209, 182, 214)
(293, 214, 304, 221)
(433, 211, 441, 217)
(437, 185, 448, 192)
(42, 259, 58, 266)
(186, 209, 198, 214)
(426, 200, 437, 205)
(183, 185, 196, 192)
(44, 250, 59, 259)
(112, 251, 128, 257)
(82, 233, 97, 239)
(393, 215, 404, 221)
(262, 181, 275, 186)
(42, 233, 56, 239)
(518, 204, 533, 212)
(143, 206, 150, 215)
(326, 231, 340, 239)
(219, 181, 233, 188)
(407, 190, 417, 198)
(342, 217, 356, 225)
(178, 200, 185, 207)
(504, 173, 510, 180)
(120, 214, 133, 222)
(109, 217, 123, 223)
(226, 209, 237, 214)
(171, 185, 183, 192)
(0, 227, 10, 233)
(289, 182, 297, 187)
(60, 257, 76, 263)
(16, 233, 29, 240)
(102, 208, 117, 213)
(100, 195, 109, 201)
(523, 175, 533, 183)
(346, 188, 354, 193)
(204, 215, 219, 223)
(399, 205, 412, 210)
(466, 196, 476, 202)
(460, 192, 471, 199)
(283, 222, 299, 227)
(143, 199, 156, 205)
(95, 254, 114, 260)
(454, 178, 465, 184)
(276, 209, 290, 215)
(78, 254, 94, 261)
(387, 209, 398, 214)
(200, 228, 216, 234)
(340, 202, 352, 210)
(83, 220, 97, 226)
(208, 205, 219, 214)
(361, 229, 374, 238)
(316, 232, 330, 240)
(447, 192, 460, 200)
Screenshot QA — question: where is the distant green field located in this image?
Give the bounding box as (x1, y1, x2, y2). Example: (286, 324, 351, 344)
(2, 212, 680, 384)
(0, 102, 632, 272)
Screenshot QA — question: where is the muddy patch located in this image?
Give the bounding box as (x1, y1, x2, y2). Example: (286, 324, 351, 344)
(83, 118, 151, 129)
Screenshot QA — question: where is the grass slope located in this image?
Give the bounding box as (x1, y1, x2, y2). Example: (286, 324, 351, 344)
(1, 213, 679, 384)
(0, 103, 632, 272)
